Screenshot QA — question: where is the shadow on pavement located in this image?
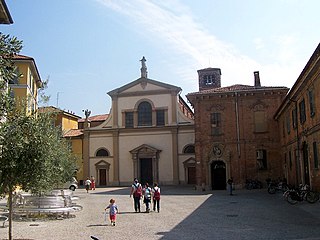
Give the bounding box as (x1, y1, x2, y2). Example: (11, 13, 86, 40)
(155, 190, 320, 240)
(87, 224, 108, 227)
(88, 186, 214, 196)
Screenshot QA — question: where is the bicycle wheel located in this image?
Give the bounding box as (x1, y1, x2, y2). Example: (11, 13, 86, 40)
(268, 186, 276, 194)
(245, 183, 253, 190)
(306, 191, 319, 203)
(282, 185, 289, 193)
(286, 193, 298, 205)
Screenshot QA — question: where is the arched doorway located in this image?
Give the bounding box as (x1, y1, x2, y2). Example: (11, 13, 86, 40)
(211, 161, 226, 190)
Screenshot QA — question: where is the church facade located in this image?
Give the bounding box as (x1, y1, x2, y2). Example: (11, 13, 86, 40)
(81, 57, 195, 186)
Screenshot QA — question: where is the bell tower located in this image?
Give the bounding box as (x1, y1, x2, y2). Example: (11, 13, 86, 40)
(197, 68, 221, 91)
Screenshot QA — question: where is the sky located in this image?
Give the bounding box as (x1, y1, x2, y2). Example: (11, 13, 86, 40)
(1, 0, 320, 117)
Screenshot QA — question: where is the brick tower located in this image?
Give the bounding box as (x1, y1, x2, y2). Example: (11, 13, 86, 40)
(197, 68, 221, 91)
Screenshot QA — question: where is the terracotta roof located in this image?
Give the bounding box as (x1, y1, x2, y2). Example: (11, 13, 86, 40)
(10, 54, 42, 85)
(11, 54, 34, 60)
(38, 106, 81, 118)
(188, 84, 288, 95)
(78, 114, 109, 123)
(63, 129, 83, 138)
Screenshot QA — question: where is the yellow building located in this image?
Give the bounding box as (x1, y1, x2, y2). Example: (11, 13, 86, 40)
(38, 106, 80, 132)
(9, 55, 42, 114)
(39, 106, 84, 183)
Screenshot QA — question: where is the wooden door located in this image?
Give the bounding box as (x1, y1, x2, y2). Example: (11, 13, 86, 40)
(188, 167, 196, 184)
(99, 169, 107, 186)
(140, 158, 153, 185)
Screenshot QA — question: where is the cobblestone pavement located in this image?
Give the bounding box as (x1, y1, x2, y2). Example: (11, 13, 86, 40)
(1, 186, 320, 240)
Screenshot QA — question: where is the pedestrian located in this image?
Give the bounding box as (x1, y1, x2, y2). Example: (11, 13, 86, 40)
(152, 183, 161, 212)
(85, 177, 92, 193)
(227, 177, 233, 195)
(90, 176, 96, 190)
(129, 178, 142, 212)
(143, 183, 152, 213)
(105, 198, 119, 226)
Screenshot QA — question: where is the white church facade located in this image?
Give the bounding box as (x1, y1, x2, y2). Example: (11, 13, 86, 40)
(82, 57, 195, 186)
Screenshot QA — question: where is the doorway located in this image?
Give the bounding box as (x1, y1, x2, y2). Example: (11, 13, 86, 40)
(140, 158, 153, 185)
(99, 169, 107, 186)
(211, 161, 226, 190)
(188, 167, 196, 184)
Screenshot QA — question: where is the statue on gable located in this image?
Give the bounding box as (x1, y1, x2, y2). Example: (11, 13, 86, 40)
(84, 109, 91, 120)
(140, 56, 148, 78)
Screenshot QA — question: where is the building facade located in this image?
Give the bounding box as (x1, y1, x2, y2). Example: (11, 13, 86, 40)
(274, 43, 320, 191)
(38, 106, 84, 185)
(187, 68, 289, 190)
(9, 55, 42, 114)
(64, 114, 109, 185)
(81, 57, 195, 186)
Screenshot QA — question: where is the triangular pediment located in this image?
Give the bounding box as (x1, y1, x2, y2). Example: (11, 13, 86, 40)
(183, 157, 196, 165)
(95, 160, 110, 167)
(108, 77, 181, 97)
(130, 144, 161, 154)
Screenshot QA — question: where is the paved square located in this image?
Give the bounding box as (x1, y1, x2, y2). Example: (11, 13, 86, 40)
(1, 187, 320, 240)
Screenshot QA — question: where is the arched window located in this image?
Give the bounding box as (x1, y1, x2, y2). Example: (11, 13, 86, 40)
(96, 148, 109, 157)
(183, 144, 195, 154)
(138, 101, 152, 126)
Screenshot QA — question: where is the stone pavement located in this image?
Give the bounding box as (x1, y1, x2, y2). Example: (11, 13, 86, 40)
(1, 186, 320, 240)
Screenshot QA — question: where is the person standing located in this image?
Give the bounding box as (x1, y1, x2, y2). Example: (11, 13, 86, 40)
(85, 177, 92, 193)
(105, 198, 119, 226)
(90, 176, 96, 190)
(130, 178, 142, 212)
(143, 183, 152, 213)
(152, 183, 161, 212)
(227, 177, 233, 195)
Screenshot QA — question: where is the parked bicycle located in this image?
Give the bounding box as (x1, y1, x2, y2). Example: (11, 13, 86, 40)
(266, 178, 289, 194)
(245, 179, 263, 190)
(283, 184, 319, 204)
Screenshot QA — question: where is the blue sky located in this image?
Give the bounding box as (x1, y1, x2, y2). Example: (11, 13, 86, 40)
(2, 0, 320, 117)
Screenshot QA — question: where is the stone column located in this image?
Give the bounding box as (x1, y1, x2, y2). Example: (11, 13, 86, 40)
(171, 128, 179, 184)
(113, 130, 120, 185)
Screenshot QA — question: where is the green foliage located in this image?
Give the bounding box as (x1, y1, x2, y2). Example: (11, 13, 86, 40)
(0, 106, 77, 195)
(0, 32, 23, 118)
(0, 32, 22, 84)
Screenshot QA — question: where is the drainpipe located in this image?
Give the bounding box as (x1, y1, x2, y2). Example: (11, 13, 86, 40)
(235, 92, 242, 186)
(290, 99, 301, 186)
(235, 92, 240, 157)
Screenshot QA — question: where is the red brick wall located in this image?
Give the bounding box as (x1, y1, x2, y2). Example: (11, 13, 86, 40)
(190, 89, 288, 189)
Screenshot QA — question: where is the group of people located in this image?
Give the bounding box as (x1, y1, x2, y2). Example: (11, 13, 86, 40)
(129, 178, 161, 213)
(85, 176, 96, 193)
(103, 178, 161, 227)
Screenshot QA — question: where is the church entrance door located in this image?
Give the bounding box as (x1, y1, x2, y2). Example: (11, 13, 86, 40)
(140, 158, 153, 185)
(211, 161, 226, 190)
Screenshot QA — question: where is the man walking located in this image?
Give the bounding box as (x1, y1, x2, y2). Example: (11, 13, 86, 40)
(130, 178, 142, 212)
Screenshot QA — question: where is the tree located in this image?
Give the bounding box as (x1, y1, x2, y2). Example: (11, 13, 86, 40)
(0, 105, 77, 239)
(0, 33, 22, 118)
(0, 33, 77, 240)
